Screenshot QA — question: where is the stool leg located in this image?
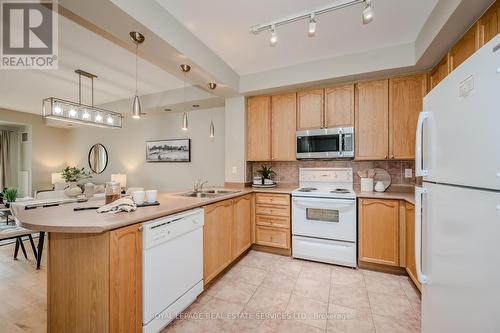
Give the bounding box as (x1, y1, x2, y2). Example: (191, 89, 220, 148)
(28, 234, 37, 259)
(19, 237, 28, 259)
(36, 232, 45, 270)
(14, 238, 20, 259)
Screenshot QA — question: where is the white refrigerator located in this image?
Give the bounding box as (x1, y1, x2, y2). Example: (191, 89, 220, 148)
(415, 34, 500, 333)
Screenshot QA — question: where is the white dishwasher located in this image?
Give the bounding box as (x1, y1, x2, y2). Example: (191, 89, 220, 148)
(142, 208, 204, 333)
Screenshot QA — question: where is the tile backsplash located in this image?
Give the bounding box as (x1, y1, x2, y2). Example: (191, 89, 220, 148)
(248, 160, 418, 190)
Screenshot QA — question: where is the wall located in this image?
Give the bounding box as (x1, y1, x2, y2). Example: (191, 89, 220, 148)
(67, 107, 225, 192)
(249, 160, 417, 191)
(224, 97, 246, 184)
(0, 109, 71, 193)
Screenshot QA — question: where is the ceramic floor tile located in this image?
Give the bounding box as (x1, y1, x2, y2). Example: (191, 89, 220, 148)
(245, 286, 291, 313)
(294, 275, 330, 302)
(286, 294, 329, 330)
(368, 291, 417, 321)
(329, 284, 370, 309)
(239, 250, 279, 271)
(331, 266, 365, 288)
(276, 319, 325, 333)
(234, 312, 281, 333)
(213, 280, 258, 304)
(327, 303, 374, 333)
(260, 270, 298, 293)
(299, 261, 332, 284)
(226, 264, 268, 286)
(271, 257, 303, 276)
(372, 314, 421, 333)
(364, 275, 405, 295)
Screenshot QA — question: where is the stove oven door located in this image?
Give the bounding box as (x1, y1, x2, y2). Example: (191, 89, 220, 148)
(292, 196, 356, 242)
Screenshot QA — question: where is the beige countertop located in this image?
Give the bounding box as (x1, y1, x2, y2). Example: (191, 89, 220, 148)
(355, 189, 415, 205)
(16, 187, 295, 234)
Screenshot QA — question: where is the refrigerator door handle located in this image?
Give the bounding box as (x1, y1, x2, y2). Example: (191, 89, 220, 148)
(415, 186, 428, 284)
(415, 111, 430, 177)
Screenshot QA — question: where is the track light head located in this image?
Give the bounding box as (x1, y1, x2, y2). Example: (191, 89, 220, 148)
(180, 64, 191, 73)
(208, 82, 217, 90)
(270, 24, 278, 47)
(308, 13, 316, 37)
(362, 0, 374, 24)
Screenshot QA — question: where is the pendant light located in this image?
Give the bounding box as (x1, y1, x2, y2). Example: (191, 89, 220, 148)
(180, 64, 191, 130)
(130, 32, 145, 119)
(208, 82, 216, 138)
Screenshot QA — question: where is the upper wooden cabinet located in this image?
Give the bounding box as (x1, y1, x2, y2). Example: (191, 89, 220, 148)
(247, 96, 271, 161)
(429, 54, 450, 90)
(232, 194, 252, 260)
(478, 1, 500, 45)
(358, 198, 400, 266)
(324, 84, 355, 128)
(389, 74, 427, 160)
(449, 23, 481, 71)
(271, 93, 297, 161)
(297, 89, 324, 130)
(355, 79, 389, 160)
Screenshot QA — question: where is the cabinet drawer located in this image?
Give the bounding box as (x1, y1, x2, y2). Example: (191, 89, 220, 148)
(256, 226, 289, 249)
(255, 215, 290, 229)
(255, 204, 290, 217)
(255, 193, 290, 206)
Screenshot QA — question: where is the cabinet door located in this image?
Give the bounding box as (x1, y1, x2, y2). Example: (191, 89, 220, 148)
(232, 194, 252, 259)
(429, 54, 450, 91)
(297, 89, 324, 130)
(203, 199, 233, 284)
(355, 79, 389, 160)
(449, 23, 480, 71)
(325, 84, 354, 128)
(359, 199, 400, 266)
(110, 223, 142, 333)
(271, 93, 297, 161)
(405, 203, 421, 291)
(389, 74, 427, 159)
(247, 96, 271, 161)
(478, 2, 499, 46)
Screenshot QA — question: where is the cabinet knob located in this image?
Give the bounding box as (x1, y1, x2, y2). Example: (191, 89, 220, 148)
(391, 155, 394, 159)
(384, 155, 388, 159)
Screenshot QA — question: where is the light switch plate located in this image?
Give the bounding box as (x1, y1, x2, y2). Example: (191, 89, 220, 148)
(232, 166, 237, 174)
(404, 169, 413, 178)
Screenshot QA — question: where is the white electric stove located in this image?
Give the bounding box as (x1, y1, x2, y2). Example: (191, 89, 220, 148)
(292, 168, 357, 267)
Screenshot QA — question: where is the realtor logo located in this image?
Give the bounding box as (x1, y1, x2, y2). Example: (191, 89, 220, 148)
(1, 0, 58, 69)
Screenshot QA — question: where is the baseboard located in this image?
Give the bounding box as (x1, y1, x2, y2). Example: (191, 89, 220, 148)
(358, 260, 407, 275)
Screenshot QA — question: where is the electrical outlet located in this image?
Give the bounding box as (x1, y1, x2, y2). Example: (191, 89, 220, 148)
(232, 166, 237, 174)
(404, 169, 413, 178)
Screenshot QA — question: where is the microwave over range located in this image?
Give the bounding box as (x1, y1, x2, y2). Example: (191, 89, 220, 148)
(296, 127, 354, 159)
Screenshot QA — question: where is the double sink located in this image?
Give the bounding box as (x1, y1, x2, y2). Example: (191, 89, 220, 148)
(178, 189, 241, 198)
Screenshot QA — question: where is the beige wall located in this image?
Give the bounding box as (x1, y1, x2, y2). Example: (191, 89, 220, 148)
(0, 109, 71, 193)
(67, 107, 225, 192)
(224, 96, 246, 183)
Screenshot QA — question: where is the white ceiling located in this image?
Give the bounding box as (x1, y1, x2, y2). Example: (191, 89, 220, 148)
(157, 0, 439, 75)
(0, 15, 185, 115)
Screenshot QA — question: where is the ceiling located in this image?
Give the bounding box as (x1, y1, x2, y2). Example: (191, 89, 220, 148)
(0, 15, 185, 115)
(157, 0, 439, 75)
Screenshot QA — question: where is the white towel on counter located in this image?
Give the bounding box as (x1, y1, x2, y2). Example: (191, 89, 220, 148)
(97, 197, 137, 214)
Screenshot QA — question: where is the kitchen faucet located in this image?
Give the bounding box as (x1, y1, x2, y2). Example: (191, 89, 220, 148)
(193, 179, 208, 193)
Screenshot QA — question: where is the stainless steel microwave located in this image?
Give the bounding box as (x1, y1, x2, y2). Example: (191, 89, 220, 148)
(296, 127, 354, 159)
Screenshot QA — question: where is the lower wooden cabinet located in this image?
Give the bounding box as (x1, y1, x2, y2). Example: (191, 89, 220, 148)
(254, 193, 291, 250)
(405, 203, 421, 291)
(203, 195, 253, 284)
(358, 198, 400, 266)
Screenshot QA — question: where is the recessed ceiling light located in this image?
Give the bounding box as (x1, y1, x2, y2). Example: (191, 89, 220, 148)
(208, 82, 217, 90)
(164, 108, 172, 112)
(192, 104, 200, 108)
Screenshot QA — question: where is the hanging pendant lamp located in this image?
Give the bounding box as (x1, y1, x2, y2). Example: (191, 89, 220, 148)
(209, 120, 215, 138)
(180, 64, 191, 130)
(130, 32, 145, 119)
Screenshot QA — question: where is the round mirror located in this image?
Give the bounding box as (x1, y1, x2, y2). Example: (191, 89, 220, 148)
(88, 144, 108, 174)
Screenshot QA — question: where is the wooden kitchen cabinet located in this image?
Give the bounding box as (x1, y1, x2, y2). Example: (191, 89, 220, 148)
(389, 74, 427, 160)
(405, 203, 421, 291)
(110, 224, 142, 333)
(449, 23, 481, 71)
(203, 199, 233, 284)
(478, 1, 500, 46)
(355, 79, 389, 160)
(255, 193, 291, 251)
(358, 198, 400, 266)
(271, 93, 297, 161)
(232, 194, 252, 259)
(247, 96, 271, 161)
(297, 89, 324, 130)
(324, 84, 355, 128)
(429, 54, 450, 90)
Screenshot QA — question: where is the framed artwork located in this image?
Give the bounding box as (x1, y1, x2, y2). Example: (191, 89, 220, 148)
(146, 139, 191, 162)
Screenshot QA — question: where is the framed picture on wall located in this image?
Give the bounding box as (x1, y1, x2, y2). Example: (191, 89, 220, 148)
(145, 139, 191, 162)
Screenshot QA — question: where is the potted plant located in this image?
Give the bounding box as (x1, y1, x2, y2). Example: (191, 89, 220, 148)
(61, 167, 92, 197)
(256, 165, 276, 185)
(3, 188, 18, 208)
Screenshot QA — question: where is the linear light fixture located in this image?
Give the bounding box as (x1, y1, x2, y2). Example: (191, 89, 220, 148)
(250, 0, 372, 45)
(42, 70, 123, 129)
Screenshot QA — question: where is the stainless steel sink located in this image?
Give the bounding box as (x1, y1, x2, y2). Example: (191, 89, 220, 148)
(202, 189, 240, 195)
(178, 189, 240, 198)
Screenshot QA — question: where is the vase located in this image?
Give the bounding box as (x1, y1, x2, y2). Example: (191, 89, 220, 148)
(64, 182, 82, 197)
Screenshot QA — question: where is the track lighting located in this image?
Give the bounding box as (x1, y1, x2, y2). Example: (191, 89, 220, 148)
(250, 0, 373, 45)
(180, 64, 191, 131)
(208, 82, 217, 90)
(182, 112, 188, 131)
(308, 13, 316, 37)
(130, 31, 145, 119)
(270, 25, 277, 47)
(362, 0, 374, 24)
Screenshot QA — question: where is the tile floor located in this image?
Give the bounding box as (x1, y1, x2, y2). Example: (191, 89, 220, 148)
(163, 250, 421, 333)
